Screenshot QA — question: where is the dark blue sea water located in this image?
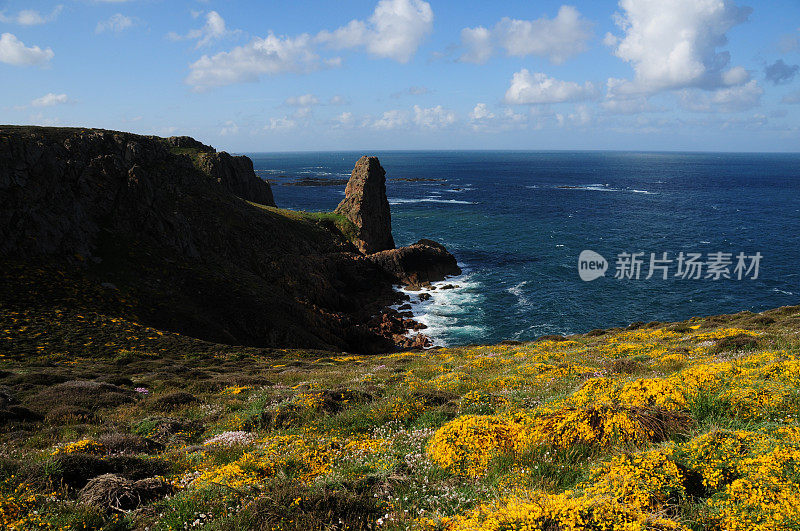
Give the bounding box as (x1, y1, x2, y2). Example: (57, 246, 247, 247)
(246, 151, 800, 346)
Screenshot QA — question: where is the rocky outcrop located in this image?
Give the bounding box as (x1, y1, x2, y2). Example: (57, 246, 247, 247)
(367, 239, 462, 286)
(0, 126, 275, 258)
(335, 156, 460, 287)
(196, 152, 275, 207)
(335, 156, 395, 254)
(0, 126, 398, 353)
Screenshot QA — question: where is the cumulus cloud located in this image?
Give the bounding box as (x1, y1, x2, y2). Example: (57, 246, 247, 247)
(504, 69, 596, 105)
(606, 0, 752, 94)
(285, 94, 319, 107)
(469, 103, 494, 121)
(0, 5, 62, 26)
(468, 103, 527, 131)
(186, 33, 325, 89)
(265, 117, 297, 131)
(0, 33, 54, 66)
(96, 14, 135, 34)
(459, 26, 492, 64)
(459, 6, 592, 65)
(31, 93, 69, 107)
(167, 11, 239, 48)
(679, 80, 764, 112)
(372, 110, 409, 130)
(316, 0, 433, 63)
(764, 59, 799, 85)
(333, 111, 354, 127)
(413, 105, 456, 129)
(329, 95, 349, 105)
(187, 0, 432, 90)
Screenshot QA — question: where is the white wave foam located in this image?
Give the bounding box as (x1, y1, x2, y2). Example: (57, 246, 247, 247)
(388, 198, 477, 205)
(526, 184, 655, 195)
(773, 288, 795, 295)
(391, 273, 486, 347)
(506, 281, 531, 308)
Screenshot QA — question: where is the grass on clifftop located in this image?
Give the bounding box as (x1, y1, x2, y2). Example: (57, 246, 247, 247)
(2, 305, 800, 530)
(247, 202, 359, 245)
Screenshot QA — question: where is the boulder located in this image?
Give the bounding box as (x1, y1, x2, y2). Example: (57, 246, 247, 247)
(335, 156, 395, 254)
(367, 239, 461, 286)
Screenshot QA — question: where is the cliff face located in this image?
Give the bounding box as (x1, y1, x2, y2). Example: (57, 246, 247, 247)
(0, 126, 397, 353)
(0, 126, 275, 258)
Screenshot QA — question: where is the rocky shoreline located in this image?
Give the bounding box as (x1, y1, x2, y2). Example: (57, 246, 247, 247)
(0, 126, 459, 353)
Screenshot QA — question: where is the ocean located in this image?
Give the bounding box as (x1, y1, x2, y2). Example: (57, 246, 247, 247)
(247, 151, 800, 347)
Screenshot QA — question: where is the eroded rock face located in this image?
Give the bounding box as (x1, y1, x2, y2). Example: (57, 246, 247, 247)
(0, 126, 275, 258)
(0, 126, 400, 353)
(367, 239, 462, 286)
(335, 156, 395, 254)
(196, 152, 275, 207)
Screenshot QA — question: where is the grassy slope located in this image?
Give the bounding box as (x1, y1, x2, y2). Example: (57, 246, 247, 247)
(1, 305, 800, 530)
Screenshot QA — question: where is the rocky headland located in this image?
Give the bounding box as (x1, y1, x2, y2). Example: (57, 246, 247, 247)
(0, 126, 458, 353)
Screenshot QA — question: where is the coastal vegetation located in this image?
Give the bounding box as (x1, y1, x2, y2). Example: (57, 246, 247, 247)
(2, 301, 799, 530)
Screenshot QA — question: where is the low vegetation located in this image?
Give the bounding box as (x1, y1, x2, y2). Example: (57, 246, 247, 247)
(1, 304, 800, 530)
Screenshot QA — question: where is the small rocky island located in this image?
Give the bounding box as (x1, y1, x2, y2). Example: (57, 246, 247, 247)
(0, 126, 458, 352)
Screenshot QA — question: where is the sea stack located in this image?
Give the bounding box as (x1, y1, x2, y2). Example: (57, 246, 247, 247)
(335, 156, 395, 254)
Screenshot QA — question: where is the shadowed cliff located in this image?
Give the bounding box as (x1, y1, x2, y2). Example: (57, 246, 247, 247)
(0, 126, 401, 353)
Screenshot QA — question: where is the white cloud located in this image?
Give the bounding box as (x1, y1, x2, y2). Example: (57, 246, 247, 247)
(333, 111, 354, 127)
(31, 93, 68, 107)
(186, 0, 432, 90)
(0, 5, 62, 26)
(459, 6, 592, 64)
(167, 11, 238, 48)
(469, 103, 494, 121)
(96, 14, 134, 34)
(186, 33, 323, 89)
(219, 120, 239, 136)
(413, 105, 456, 129)
(329, 95, 348, 105)
(607, 0, 752, 94)
(372, 109, 409, 130)
(265, 117, 297, 131)
(285, 94, 319, 107)
(567, 104, 593, 126)
(504, 70, 596, 105)
(316, 0, 433, 63)
(468, 103, 528, 132)
(459, 26, 492, 64)
(0, 33, 54, 66)
(679, 80, 764, 112)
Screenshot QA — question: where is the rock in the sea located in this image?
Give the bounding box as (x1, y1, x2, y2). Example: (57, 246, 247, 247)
(367, 239, 461, 286)
(335, 156, 395, 254)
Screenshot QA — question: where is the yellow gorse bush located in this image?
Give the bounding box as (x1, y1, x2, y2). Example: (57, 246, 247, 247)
(50, 438, 105, 456)
(426, 414, 530, 476)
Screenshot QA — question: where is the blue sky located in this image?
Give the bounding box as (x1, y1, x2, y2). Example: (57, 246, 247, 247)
(1, 0, 799, 152)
